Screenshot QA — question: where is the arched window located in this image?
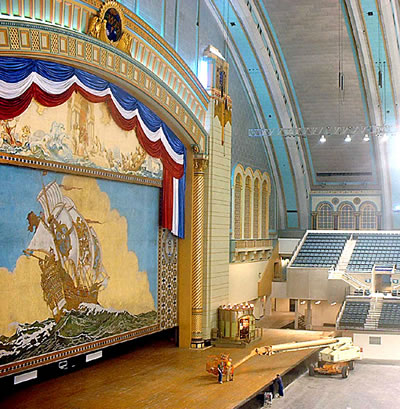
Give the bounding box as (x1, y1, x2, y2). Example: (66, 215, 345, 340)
(234, 173, 242, 239)
(360, 203, 377, 230)
(261, 180, 269, 237)
(317, 203, 334, 229)
(339, 203, 355, 229)
(244, 176, 251, 238)
(253, 179, 260, 238)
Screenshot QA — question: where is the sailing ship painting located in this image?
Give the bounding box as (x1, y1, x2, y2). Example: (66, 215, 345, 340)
(0, 166, 159, 367)
(24, 180, 109, 322)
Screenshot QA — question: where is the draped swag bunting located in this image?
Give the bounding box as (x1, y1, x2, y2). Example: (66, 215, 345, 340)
(0, 57, 186, 238)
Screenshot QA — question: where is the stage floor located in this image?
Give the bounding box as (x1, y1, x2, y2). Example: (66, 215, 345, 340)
(1, 329, 335, 409)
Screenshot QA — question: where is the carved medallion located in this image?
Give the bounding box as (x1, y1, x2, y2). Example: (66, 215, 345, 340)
(87, 1, 133, 56)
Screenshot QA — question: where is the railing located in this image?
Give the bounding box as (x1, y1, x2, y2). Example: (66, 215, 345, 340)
(230, 238, 275, 263)
(287, 231, 309, 268)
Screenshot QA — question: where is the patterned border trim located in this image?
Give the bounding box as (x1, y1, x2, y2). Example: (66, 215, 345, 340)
(157, 228, 178, 330)
(0, 153, 162, 188)
(0, 324, 159, 377)
(0, 20, 207, 151)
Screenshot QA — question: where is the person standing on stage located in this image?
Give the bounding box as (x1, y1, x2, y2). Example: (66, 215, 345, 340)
(274, 374, 284, 397)
(217, 364, 223, 384)
(226, 359, 233, 382)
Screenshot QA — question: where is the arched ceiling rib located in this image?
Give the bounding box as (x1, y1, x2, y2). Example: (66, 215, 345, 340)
(265, 0, 376, 187)
(205, 0, 287, 230)
(211, 0, 400, 229)
(208, 0, 312, 230)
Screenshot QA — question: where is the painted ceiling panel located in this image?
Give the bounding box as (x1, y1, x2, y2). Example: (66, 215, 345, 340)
(264, 0, 376, 185)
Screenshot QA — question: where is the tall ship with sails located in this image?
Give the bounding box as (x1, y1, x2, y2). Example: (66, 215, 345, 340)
(25, 180, 109, 322)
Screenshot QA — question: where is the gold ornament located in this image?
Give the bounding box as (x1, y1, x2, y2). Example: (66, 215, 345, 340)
(87, 1, 133, 56)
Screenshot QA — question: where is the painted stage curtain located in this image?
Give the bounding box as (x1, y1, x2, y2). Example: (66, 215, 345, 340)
(0, 57, 186, 238)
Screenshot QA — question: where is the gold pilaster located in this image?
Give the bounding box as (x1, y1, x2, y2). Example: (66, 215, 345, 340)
(191, 154, 208, 348)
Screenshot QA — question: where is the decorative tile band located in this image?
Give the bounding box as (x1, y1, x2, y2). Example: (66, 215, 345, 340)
(158, 228, 178, 330)
(0, 324, 159, 377)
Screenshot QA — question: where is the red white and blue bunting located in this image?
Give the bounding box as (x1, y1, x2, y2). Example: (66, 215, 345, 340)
(0, 57, 186, 238)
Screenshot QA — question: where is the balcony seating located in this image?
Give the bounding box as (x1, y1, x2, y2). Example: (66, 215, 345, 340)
(378, 302, 400, 329)
(338, 301, 369, 328)
(292, 233, 348, 268)
(347, 233, 400, 272)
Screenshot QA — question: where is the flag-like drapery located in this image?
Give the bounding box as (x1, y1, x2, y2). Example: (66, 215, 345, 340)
(0, 57, 186, 238)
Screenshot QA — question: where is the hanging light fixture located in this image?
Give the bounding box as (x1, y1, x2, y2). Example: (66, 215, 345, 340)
(320, 134, 326, 143)
(344, 134, 352, 142)
(363, 133, 370, 142)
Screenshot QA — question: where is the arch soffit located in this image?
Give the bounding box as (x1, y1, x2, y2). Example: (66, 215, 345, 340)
(316, 201, 334, 212)
(261, 172, 271, 195)
(232, 164, 246, 188)
(338, 201, 356, 212)
(360, 201, 378, 211)
(232, 165, 271, 193)
(244, 167, 254, 187)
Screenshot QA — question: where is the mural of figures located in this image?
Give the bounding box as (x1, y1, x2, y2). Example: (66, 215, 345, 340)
(0, 166, 159, 365)
(0, 95, 163, 180)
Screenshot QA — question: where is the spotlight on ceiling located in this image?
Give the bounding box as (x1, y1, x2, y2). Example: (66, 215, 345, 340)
(320, 134, 326, 143)
(363, 133, 370, 142)
(315, 300, 321, 305)
(331, 302, 337, 305)
(344, 134, 352, 142)
(300, 300, 306, 305)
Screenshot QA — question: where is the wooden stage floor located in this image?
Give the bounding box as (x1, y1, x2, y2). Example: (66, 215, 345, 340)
(0, 329, 335, 409)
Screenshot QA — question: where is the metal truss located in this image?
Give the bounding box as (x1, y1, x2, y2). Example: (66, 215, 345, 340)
(248, 125, 398, 138)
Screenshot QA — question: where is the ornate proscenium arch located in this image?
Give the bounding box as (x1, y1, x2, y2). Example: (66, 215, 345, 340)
(0, 0, 214, 352)
(0, 56, 186, 237)
(0, 0, 209, 154)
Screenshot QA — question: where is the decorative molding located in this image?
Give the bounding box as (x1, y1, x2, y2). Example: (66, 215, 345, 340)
(0, 324, 159, 377)
(0, 20, 208, 151)
(87, 1, 132, 55)
(0, 0, 210, 131)
(193, 155, 209, 173)
(230, 239, 273, 263)
(0, 153, 162, 188)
